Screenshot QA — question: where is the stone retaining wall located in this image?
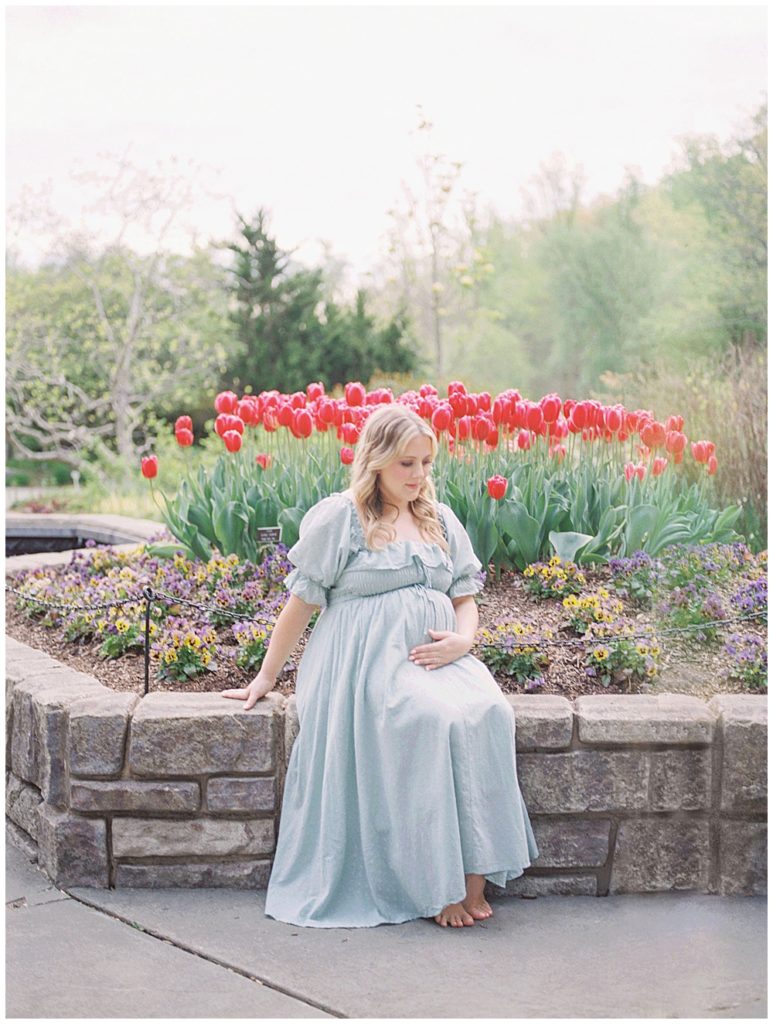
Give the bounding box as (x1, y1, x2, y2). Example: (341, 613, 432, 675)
(5, 636, 767, 896)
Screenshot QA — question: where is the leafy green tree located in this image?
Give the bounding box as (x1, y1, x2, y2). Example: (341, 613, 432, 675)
(6, 245, 229, 475)
(665, 103, 766, 349)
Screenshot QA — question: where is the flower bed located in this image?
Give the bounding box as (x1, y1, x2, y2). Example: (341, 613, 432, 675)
(6, 534, 766, 700)
(139, 380, 742, 574)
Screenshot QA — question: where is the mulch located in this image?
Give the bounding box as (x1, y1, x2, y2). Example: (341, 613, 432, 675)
(5, 563, 752, 701)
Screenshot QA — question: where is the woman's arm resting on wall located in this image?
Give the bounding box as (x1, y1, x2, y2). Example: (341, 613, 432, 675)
(221, 593, 319, 710)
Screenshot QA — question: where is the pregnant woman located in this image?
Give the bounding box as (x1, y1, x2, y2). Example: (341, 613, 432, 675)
(222, 403, 539, 928)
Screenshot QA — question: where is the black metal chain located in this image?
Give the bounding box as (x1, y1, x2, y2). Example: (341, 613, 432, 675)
(151, 588, 276, 627)
(4, 585, 142, 613)
(479, 608, 767, 650)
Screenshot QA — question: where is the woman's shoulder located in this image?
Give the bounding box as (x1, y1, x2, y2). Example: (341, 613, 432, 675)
(300, 491, 353, 530)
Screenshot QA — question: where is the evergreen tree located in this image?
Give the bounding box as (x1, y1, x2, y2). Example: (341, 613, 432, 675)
(224, 210, 416, 393)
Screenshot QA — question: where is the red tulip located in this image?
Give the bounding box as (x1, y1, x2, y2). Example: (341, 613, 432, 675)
(665, 414, 684, 432)
(345, 381, 366, 406)
(277, 402, 294, 427)
(223, 430, 242, 453)
(457, 415, 472, 440)
(431, 405, 452, 432)
(175, 415, 193, 433)
(568, 402, 584, 430)
(340, 446, 354, 465)
(540, 393, 562, 424)
(141, 455, 158, 479)
(214, 391, 238, 414)
(473, 416, 490, 442)
(492, 397, 508, 425)
(707, 454, 718, 475)
(447, 380, 467, 396)
(237, 399, 259, 425)
(525, 403, 544, 433)
(307, 381, 325, 402)
(666, 430, 687, 454)
(477, 391, 492, 412)
(318, 398, 337, 423)
(640, 420, 666, 449)
(651, 456, 668, 477)
(487, 475, 508, 500)
(255, 453, 272, 470)
(604, 406, 623, 433)
(486, 426, 499, 447)
(263, 410, 278, 433)
(624, 462, 646, 483)
(293, 408, 313, 439)
(340, 422, 360, 444)
(419, 383, 438, 398)
(691, 441, 710, 463)
(517, 429, 531, 451)
(175, 428, 194, 447)
(449, 392, 468, 417)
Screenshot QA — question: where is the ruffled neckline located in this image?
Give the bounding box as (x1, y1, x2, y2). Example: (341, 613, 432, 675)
(337, 491, 451, 565)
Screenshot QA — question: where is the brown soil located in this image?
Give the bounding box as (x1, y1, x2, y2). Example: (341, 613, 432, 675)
(6, 563, 758, 701)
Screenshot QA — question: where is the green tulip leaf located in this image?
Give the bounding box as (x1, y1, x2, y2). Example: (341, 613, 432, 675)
(548, 530, 594, 564)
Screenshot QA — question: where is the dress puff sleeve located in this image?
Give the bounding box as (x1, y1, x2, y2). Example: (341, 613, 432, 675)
(437, 502, 485, 599)
(283, 493, 353, 609)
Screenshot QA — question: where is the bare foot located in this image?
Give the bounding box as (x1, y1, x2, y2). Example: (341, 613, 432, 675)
(433, 901, 475, 928)
(462, 872, 493, 920)
(461, 894, 493, 920)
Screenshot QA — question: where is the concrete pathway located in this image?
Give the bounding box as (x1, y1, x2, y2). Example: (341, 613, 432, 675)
(6, 837, 767, 1019)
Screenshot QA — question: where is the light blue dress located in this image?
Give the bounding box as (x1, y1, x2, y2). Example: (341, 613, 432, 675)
(264, 490, 539, 928)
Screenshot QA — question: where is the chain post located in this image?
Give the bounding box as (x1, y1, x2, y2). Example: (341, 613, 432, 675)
(142, 585, 155, 695)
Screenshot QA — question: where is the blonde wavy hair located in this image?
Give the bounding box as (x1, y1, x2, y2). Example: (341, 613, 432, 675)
(348, 404, 449, 553)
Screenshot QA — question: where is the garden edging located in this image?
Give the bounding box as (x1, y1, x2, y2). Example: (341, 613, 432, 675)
(5, 635, 766, 897)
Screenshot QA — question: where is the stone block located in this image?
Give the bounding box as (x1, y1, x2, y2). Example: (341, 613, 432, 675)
(69, 692, 139, 776)
(507, 695, 573, 750)
(5, 636, 67, 680)
(6, 772, 43, 841)
(609, 818, 710, 893)
(575, 694, 715, 745)
(128, 691, 283, 777)
(492, 873, 598, 897)
(649, 749, 712, 811)
(37, 804, 109, 887)
(285, 695, 300, 766)
(207, 777, 275, 813)
(518, 750, 649, 812)
(718, 820, 767, 896)
(70, 780, 200, 813)
(710, 696, 767, 813)
(114, 860, 272, 889)
(530, 817, 611, 868)
(11, 672, 103, 806)
(7, 818, 39, 863)
(112, 817, 275, 858)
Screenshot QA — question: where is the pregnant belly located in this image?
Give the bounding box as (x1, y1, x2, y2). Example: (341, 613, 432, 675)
(375, 584, 458, 651)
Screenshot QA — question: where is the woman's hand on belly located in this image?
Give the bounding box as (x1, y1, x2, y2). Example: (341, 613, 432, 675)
(408, 628, 473, 670)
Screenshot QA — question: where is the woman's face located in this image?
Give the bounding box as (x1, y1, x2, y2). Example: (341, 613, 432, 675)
(377, 433, 434, 509)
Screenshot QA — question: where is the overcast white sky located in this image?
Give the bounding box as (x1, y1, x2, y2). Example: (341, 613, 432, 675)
(6, 4, 768, 276)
